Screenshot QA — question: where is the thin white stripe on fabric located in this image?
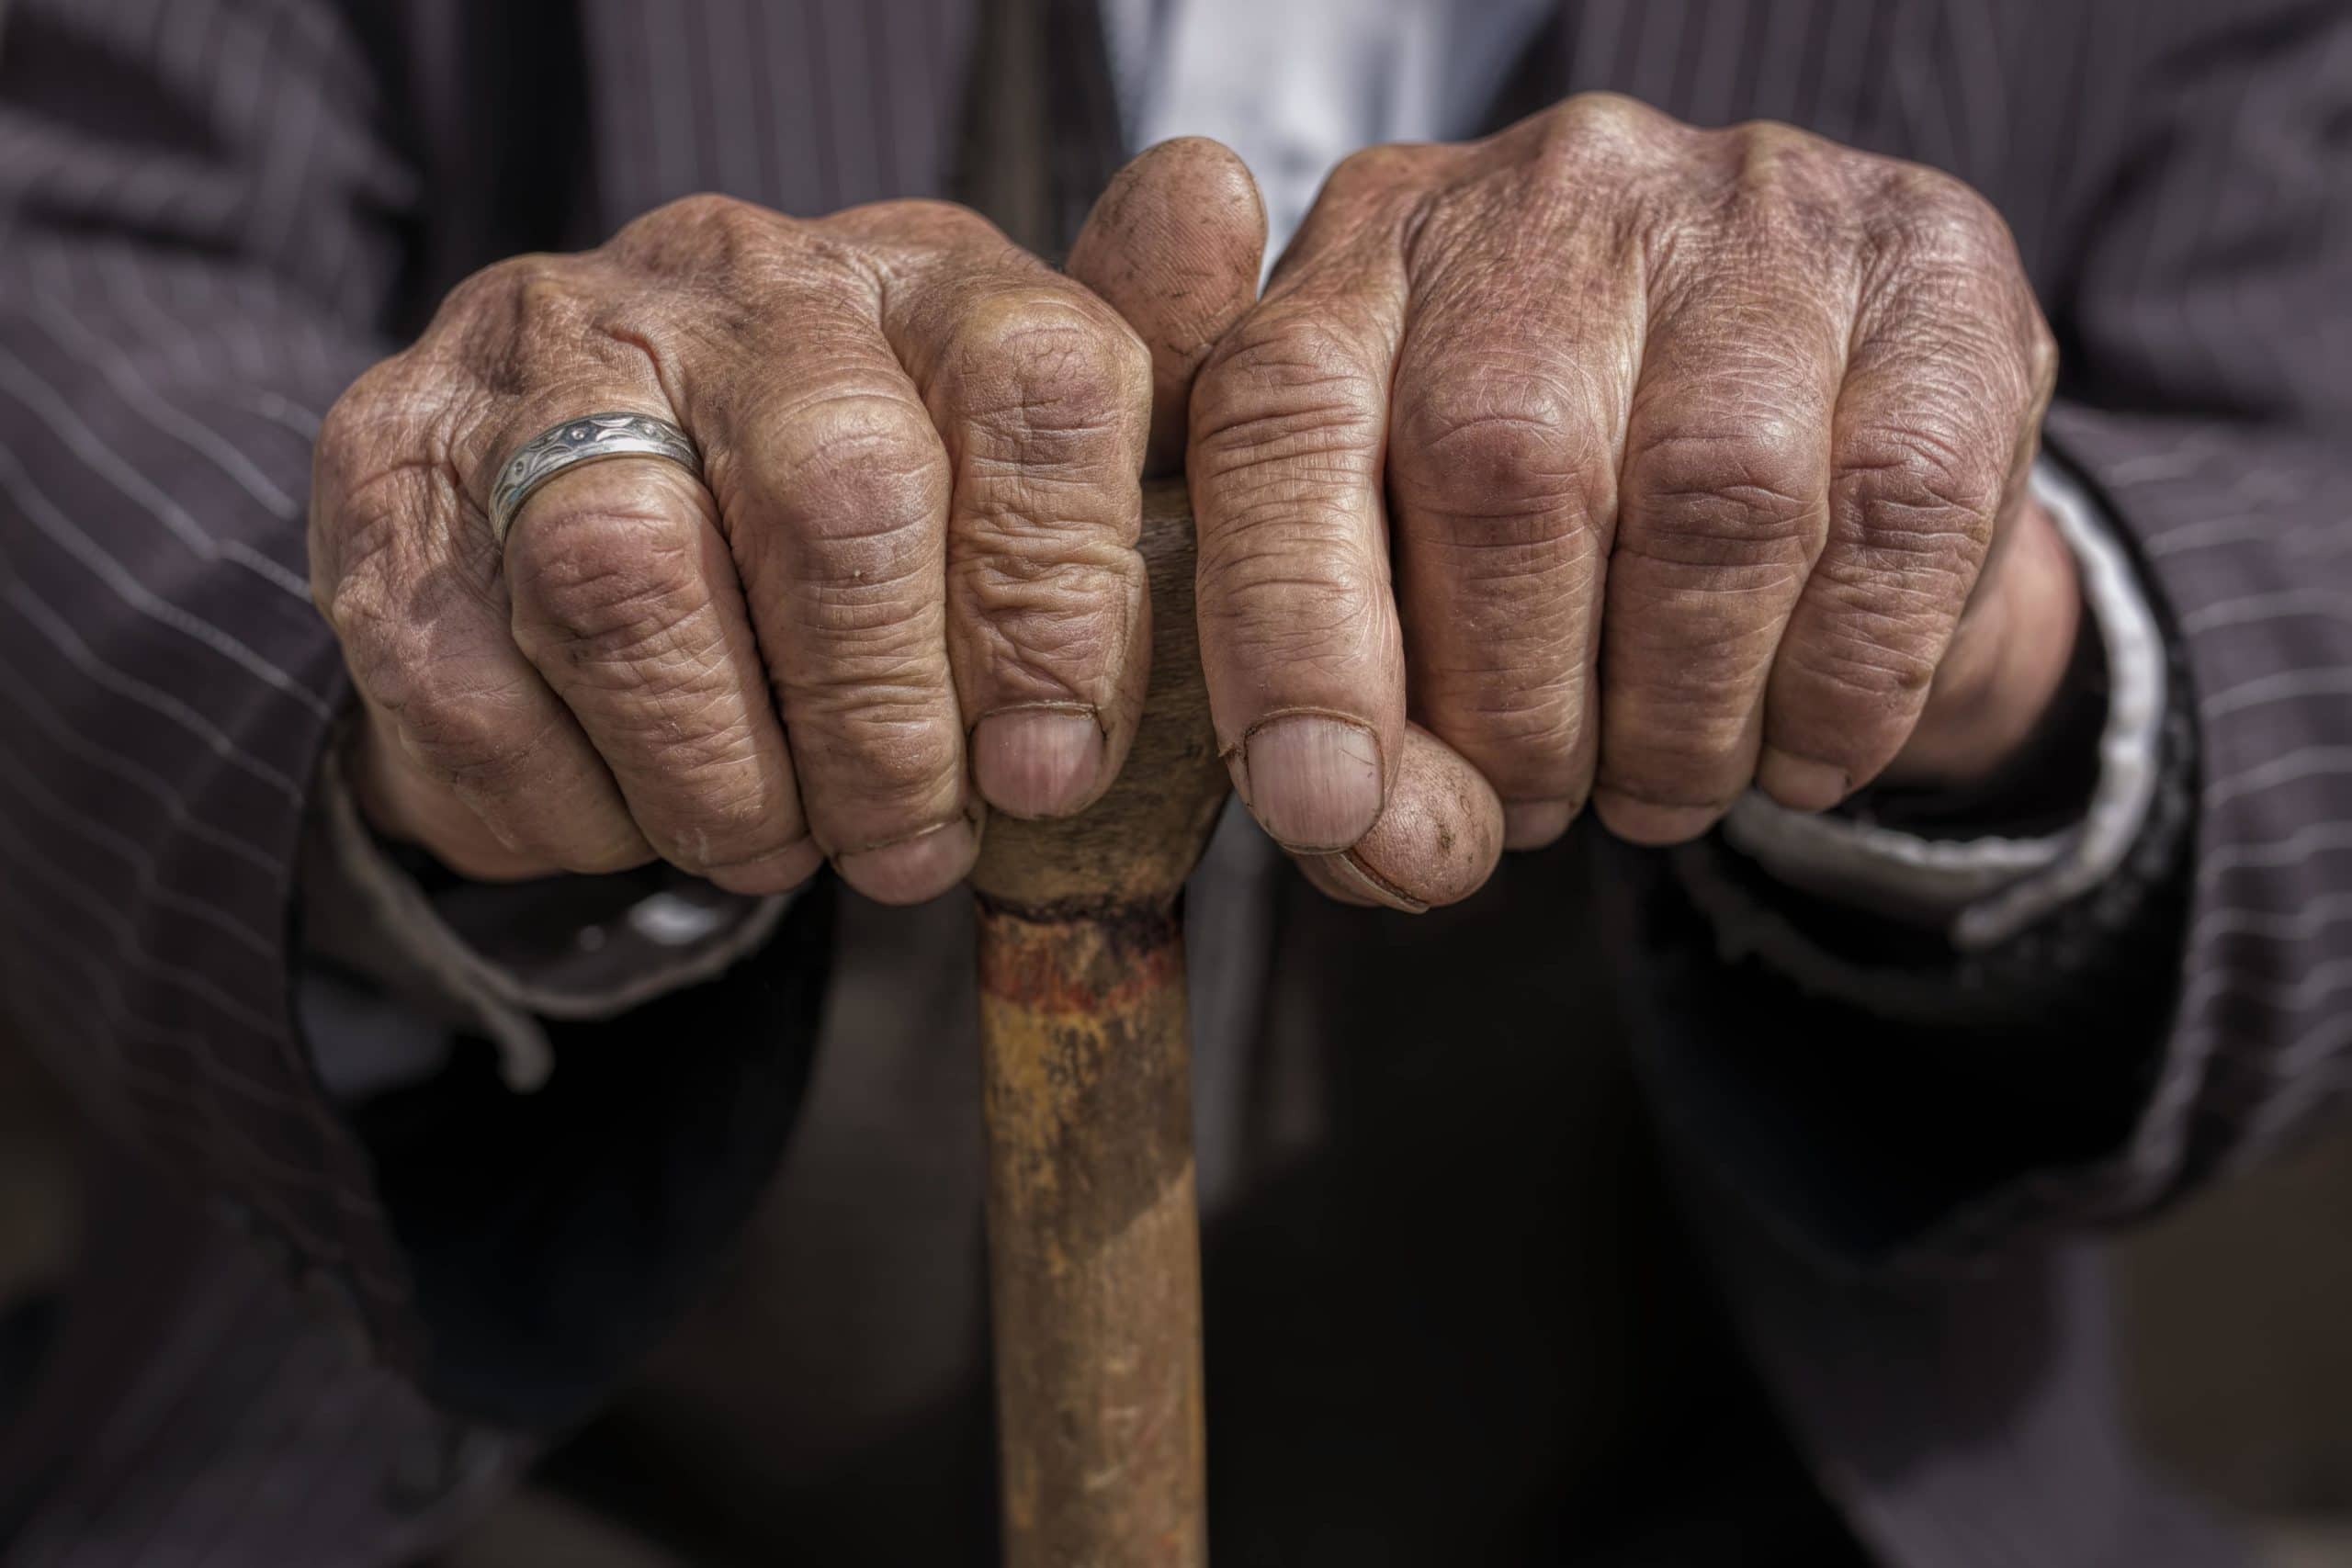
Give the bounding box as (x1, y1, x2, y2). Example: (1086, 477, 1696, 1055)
(0, 811, 284, 1036)
(0, 446, 332, 717)
(27, 260, 314, 540)
(2, 942, 375, 1230)
(0, 340, 313, 602)
(2197, 819, 2352, 882)
(2191, 893, 2352, 949)
(2178, 955, 2352, 1019)
(2100, 428, 2223, 490)
(0, 580, 305, 802)
(2183, 588, 2352, 635)
(2202, 745, 2352, 811)
(242, 389, 323, 442)
(2200, 666, 2352, 722)
(6, 932, 311, 1114)
(0, 671, 282, 874)
(0, 742, 277, 959)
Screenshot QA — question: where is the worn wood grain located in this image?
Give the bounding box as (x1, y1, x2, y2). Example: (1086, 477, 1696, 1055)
(970, 479, 1223, 1567)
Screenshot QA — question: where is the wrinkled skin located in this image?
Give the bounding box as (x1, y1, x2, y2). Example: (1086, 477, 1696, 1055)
(314, 187, 1175, 906)
(313, 103, 2075, 913)
(1190, 94, 2074, 902)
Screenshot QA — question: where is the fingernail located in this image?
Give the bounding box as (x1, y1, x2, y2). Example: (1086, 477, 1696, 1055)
(835, 818, 978, 905)
(1754, 749, 1851, 813)
(1320, 851, 1427, 914)
(1501, 797, 1579, 851)
(971, 707, 1106, 819)
(1238, 713, 1384, 852)
(1589, 789, 1723, 847)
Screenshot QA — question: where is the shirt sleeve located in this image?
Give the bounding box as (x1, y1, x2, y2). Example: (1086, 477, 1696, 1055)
(300, 733, 790, 1099)
(1714, 459, 2166, 963)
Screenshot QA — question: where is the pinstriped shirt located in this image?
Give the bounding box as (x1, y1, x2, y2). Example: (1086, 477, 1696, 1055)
(0, 2, 2346, 1562)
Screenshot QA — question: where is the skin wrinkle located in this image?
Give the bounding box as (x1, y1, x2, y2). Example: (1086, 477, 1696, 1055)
(316, 181, 1208, 903)
(1184, 95, 2064, 864)
(320, 115, 2069, 905)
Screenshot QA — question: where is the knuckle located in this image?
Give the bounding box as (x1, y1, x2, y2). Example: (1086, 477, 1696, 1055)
(623, 191, 781, 254)
(752, 391, 948, 561)
(392, 675, 548, 791)
(954, 558, 1136, 692)
(508, 500, 708, 660)
(437, 254, 576, 338)
(821, 196, 997, 247)
(1431, 682, 1588, 784)
(1780, 601, 1945, 715)
(1532, 92, 1674, 170)
(815, 696, 963, 810)
(656, 761, 803, 869)
(1604, 705, 1751, 798)
(1394, 367, 1597, 525)
(1193, 311, 1384, 477)
(774, 392, 943, 504)
(1624, 412, 1825, 558)
(1196, 526, 1383, 673)
(1837, 419, 2004, 565)
(1320, 141, 1442, 201)
(1876, 164, 2012, 268)
(949, 289, 1148, 454)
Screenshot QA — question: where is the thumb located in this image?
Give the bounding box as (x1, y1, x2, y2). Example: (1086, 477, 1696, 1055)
(1295, 725, 1507, 913)
(1067, 137, 1266, 476)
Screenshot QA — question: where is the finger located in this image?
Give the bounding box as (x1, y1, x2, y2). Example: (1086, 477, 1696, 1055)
(1067, 136, 1269, 476)
(1593, 159, 1851, 845)
(345, 702, 556, 881)
(502, 444, 818, 897)
(701, 299, 975, 905)
(1190, 155, 1429, 852)
(1762, 178, 2052, 806)
(311, 385, 650, 877)
(899, 266, 1154, 822)
(1385, 194, 1642, 850)
(1295, 723, 1505, 912)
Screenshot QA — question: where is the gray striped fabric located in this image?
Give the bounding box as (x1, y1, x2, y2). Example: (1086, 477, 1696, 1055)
(0, 1, 2346, 1563)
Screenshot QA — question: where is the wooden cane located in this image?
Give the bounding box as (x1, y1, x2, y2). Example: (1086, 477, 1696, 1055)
(968, 478, 1226, 1567)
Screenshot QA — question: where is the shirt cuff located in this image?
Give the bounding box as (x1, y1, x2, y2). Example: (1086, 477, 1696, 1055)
(300, 735, 792, 1095)
(1716, 458, 2167, 951)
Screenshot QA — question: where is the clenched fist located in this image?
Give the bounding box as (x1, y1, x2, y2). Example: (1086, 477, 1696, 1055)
(1189, 95, 2076, 902)
(311, 142, 1264, 905)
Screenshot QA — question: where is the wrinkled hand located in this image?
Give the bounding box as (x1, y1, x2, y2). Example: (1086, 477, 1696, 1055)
(1188, 96, 2074, 907)
(311, 143, 1263, 905)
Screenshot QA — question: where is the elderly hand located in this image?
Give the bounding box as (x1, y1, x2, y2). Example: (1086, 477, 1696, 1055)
(1188, 96, 2075, 907)
(311, 142, 1265, 905)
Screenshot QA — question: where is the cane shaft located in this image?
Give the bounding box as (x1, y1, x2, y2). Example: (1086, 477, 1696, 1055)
(978, 898, 1206, 1567)
(970, 481, 1224, 1565)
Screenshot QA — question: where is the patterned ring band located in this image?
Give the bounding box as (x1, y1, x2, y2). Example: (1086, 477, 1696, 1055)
(488, 412, 703, 545)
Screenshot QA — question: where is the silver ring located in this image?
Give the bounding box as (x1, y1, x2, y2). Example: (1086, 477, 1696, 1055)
(489, 412, 702, 545)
